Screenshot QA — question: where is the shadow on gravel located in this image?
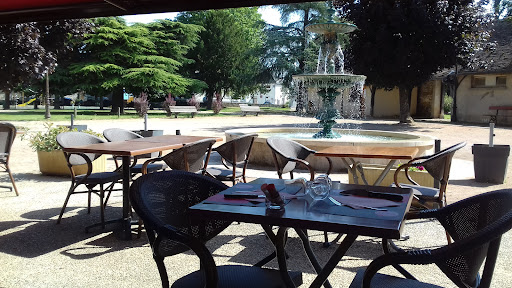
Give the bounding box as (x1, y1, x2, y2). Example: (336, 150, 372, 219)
(0, 206, 146, 258)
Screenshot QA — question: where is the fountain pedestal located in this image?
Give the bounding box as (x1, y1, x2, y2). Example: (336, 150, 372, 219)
(314, 87, 341, 138)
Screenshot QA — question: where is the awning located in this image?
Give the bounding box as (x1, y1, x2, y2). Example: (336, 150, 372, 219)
(0, 0, 317, 24)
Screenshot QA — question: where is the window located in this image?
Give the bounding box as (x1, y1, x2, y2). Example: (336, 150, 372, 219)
(471, 76, 486, 87)
(471, 75, 507, 88)
(496, 76, 507, 87)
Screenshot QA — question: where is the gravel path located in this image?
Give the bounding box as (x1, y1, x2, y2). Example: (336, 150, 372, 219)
(1, 114, 511, 287)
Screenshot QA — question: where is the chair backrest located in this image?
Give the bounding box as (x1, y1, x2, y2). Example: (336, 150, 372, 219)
(56, 132, 105, 166)
(215, 133, 258, 166)
(161, 138, 216, 173)
(103, 128, 142, 141)
(415, 142, 466, 183)
(266, 137, 315, 173)
(428, 189, 512, 288)
(103, 127, 159, 159)
(0, 122, 16, 162)
(129, 170, 230, 257)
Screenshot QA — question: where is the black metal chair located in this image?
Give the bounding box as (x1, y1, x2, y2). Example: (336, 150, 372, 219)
(393, 142, 466, 211)
(103, 128, 166, 176)
(130, 170, 302, 288)
(206, 133, 257, 185)
(266, 137, 332, 181)
(267, 137, 335, 247)
(142, 138, 216, 175)
(393, 142, 466, 243)
(56, 132, 123, 231)
(0, 122, 18, 196)
(350, 188, 512, 288)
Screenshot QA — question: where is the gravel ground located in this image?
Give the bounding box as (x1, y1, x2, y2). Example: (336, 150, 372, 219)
(0, 114, 511, 287)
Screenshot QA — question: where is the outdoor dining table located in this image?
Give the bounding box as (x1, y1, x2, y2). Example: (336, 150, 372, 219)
(315, 146, 419, 186)
(62, 134, 222, 240)
(189, 178, 414, 288)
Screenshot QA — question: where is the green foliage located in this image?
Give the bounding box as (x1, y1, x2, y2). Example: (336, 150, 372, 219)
(69, 17, 201, 112)
(264, 2, 330, 87)
(340, 0, 489, 122)
(177, 8, 266, 108)
(23, 123, 102, 152)
(444, 94, 453, 115)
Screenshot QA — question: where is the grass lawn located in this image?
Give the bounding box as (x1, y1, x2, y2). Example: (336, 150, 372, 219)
(0, 106, 292, 121)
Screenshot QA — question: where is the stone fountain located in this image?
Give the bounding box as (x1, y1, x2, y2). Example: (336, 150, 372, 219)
(224, 5, 435, 171)
(292, 5, 366, 138)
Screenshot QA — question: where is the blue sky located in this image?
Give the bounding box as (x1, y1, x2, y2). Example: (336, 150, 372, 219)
(122, 5, 282, 25)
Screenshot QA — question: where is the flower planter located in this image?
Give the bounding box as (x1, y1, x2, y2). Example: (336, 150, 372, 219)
(472, 144, 510, 184)
(348, 164, 434, 187)
(37, 150, 106, 176)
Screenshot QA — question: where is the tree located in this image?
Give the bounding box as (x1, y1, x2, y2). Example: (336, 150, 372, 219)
(177, 8, 265, 109)
(0, 20, 89, 114)
(0, 23, 49, 110)
(264, 2, 329, 112)
(483, 0, 512, 18)
(339, 0, 489, 123)
(70, 17, 199, 114)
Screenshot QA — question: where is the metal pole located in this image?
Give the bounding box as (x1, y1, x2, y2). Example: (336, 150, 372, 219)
(144, 113, 148, 131)
(489, 123, 495, 147)
(117, 107, 120, 118)
(434, 139, 441, 189)
(74, 106, 77, 117)
(70, 114, 74, 129)
(176, 130, 181, 135)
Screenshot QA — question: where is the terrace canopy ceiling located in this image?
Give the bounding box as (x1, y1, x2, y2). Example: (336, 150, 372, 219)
(0, 0, 319, 24)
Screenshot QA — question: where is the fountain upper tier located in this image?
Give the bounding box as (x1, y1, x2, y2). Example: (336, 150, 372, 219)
(292, 74, 366, 89)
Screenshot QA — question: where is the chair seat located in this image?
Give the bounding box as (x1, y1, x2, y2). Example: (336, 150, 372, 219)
(392, 184, 440, 199)
(76, 171, 123, 185)
(131, 163, 166, 174)
(172, 265, 302, 288)
(349, 269, 443, 288)
(206, 167, 243, 180)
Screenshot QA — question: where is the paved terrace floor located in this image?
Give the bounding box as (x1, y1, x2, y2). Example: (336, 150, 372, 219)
(1, 115, 511, 287)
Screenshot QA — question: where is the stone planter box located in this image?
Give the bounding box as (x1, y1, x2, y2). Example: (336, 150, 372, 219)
(348, 164, 434, 187)
(37, 150, 106, 176)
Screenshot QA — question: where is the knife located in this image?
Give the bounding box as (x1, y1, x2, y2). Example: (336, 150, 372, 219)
(340, 189, 403, 202)
(224, 193, 265, 199)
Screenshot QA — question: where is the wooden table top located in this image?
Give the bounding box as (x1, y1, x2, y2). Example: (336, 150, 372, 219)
(315, 146, 419, 160)
(62, 135, 222, 157)
(189, 179, 414, 240)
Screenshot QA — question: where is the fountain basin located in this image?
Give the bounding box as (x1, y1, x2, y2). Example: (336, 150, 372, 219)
(225, 128, 436, 171)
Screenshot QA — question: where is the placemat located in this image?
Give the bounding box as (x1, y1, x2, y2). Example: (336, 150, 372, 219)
(203, 183, 303, 207)
(308, 192, 410, 221)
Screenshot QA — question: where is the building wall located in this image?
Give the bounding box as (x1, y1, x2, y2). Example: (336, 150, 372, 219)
(371, 87, 419, 117)
(457, 73, 512, 125)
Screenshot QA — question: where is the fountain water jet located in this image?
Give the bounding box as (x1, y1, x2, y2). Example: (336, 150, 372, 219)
(292, 4, 366, 138)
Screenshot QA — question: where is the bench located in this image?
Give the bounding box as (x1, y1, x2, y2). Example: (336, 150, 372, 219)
(239, 104, 261, 116)
(487, 106, 512, 124)
(169, 106, 198, 118)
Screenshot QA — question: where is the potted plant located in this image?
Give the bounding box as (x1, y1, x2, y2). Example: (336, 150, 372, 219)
(348, 163, 434, 187)
(132, 92, 164, 137)
(23, 123, 106, 176)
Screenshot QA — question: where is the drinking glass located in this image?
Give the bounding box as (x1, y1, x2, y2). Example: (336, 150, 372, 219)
(306, 180, 329, 201)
